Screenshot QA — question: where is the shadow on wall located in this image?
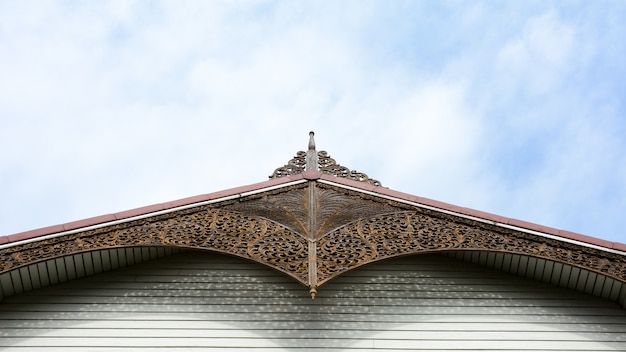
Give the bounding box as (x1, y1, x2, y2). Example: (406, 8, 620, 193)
(0, 250, 625, 351)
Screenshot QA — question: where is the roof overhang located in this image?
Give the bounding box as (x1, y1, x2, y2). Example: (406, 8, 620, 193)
(1, 132, 625, 299)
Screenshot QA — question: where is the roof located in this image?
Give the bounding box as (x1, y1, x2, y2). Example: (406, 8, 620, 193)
(1, 132, 625, 299)
(3, 170, 625, 252)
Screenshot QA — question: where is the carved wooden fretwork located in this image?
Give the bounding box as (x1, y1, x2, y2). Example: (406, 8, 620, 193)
(270, 132, 382, 187)
(316, 210, 626, 285)
(0, 184, 312, 285)
(316, 151, 382, 186)
(269, 151, 307, 179)
(1, 181, 625, 299)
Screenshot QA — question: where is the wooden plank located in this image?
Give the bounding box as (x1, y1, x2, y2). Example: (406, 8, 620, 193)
(55, 258, 68, 283)
(619, 284, 626, 309)
(541, 260, 554, 284)
(1, 319, 625, 333)
(36, 263, 49, 288)
(375, 339, 625, 350)
(594, 275, 607, 297)
(82, 252, 95, 276)
(2, 328, 625, 342)
(549, 262, 562, 286)
(525, 256, 537, 280)
(517, 255, 529, 277)
(27, 265, 41, 290)
(72, 254, 85, 279)
(45, 260, 59, 286)
(100, 250, 112, 272)
(576, 269, 590, 293)
(0, 273, 14, 297)
(1, 336, 623, 350)
(1, 310, 625, 324)
(91, 251, 103, 274)
(14, 289, 584, 302)
(509, 254, 521, 275)
(18, 267, 32, 292)
(10, 270, 23, 294)
(63, 256, 77, 281)
(0, 349, 616, 352)
(1, 296, 614, 313)
(493, 252, 505, 271)
(559, 264, 572, 288)
(141, 247, 151, 262)
(568, 267, 582, 291)
(149, 247, 158, 260)
(532, 258, 545, 282)
(108, 249, 120, 270)
(584, 271, 597, 295)
(117, 248, 129, 267)
(133, 248, 144, 263)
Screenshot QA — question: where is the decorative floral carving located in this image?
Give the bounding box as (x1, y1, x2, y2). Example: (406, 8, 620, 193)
(226, 187, 310, 236)
(1, 181, 624, 295)
(314, 186, 399, 237)
(317, 151, 382, 186)
(269, 134, 382, 186)
(269, 151, 307, 179)
(315, 210, 626, 285)
(0, 207, 309, 285)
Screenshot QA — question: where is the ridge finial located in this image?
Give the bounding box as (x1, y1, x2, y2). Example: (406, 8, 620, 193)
(308, 131, 315, 151)
(269, 131, 381, 186)
(306, 131, 318, 171)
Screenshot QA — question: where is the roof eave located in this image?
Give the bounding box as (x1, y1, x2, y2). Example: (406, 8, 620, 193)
(2, 171, 625, 255)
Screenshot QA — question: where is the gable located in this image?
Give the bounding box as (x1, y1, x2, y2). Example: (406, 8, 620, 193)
(1, 132, 625, 304)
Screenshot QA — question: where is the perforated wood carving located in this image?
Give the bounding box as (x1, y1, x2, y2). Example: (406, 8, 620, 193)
(316, 210, 626, 285)
(2, 181, 625, 298)
(0, 206, 310, 284)
(270, 132, 382, 186)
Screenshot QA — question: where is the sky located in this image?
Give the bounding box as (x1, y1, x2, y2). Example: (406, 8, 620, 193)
(1, 1, 625, 244)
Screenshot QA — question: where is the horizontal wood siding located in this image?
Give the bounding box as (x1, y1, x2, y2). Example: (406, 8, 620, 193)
(0, 251, 625, 351)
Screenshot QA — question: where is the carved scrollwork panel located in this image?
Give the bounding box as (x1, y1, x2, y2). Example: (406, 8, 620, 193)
(318, 151, 382, 186)
(269, 151, 307, 178)
(0, 208, 309, 285)
(2, 180, 626, 296)
(316, 211, 626, 286)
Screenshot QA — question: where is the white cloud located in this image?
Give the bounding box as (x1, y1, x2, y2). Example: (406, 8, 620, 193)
(496, 11, 575, 96)
(1, 1, 625, 244)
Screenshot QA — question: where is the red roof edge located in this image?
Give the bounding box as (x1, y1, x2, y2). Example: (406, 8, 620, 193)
(3, 172, 624, 254)
(2, 174, 307, 245)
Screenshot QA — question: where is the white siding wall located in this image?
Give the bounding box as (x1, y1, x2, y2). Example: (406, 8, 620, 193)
(0, 251, 625, 351)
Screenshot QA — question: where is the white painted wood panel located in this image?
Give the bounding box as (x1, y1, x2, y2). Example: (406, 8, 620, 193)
(0, 247, 181, 302)
(445, 251, 626, 307)
(0, 251, 625, 351)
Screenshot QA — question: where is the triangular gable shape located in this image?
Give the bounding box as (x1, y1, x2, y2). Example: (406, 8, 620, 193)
(1, 132, 625, 301)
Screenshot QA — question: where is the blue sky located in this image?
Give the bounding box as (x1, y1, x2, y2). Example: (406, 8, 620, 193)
(1, 1, 625, 243)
